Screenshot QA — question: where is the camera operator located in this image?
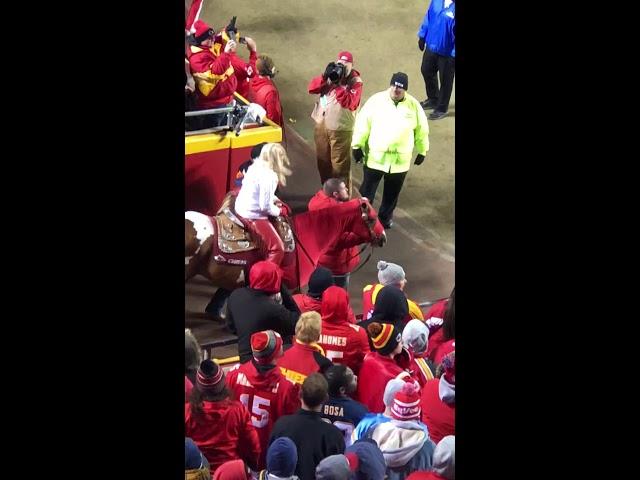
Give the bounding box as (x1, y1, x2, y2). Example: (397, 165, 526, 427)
(187, 19, 238, 129)
(308, 51, 363, 197)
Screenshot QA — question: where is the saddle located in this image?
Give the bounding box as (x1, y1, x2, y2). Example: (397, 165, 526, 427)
(212, 192, 295, 263)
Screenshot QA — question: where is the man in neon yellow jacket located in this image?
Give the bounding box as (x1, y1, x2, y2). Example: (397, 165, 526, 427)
(351, 72, 430, 229)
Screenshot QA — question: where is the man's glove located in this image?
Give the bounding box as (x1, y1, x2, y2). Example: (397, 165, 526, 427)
(418, 37, 425, 51)
(352, 148, 364, 164)
(414, 154, 426, 165)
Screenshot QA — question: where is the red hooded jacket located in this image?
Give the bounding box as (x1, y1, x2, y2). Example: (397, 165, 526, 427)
(226, 361, 300, 469)
(185, 398, 261, 472)
(317, 286, 370, 374)
(308, 191, 361, 275)
(355, 352, 407, 413)
(187, 46, 238, 108)
(420, 378, 455, 445)
(249, 76, 283, 126)
(292, 293, 357, 324)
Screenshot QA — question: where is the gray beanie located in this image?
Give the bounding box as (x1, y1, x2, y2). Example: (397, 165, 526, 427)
(377, 261, 406, 286)
(432, 435, 455, 480)
(315, 454, 353, 480)
(402, 319, 429, 355)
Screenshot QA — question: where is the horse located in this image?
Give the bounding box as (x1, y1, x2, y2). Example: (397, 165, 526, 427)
(185, 196, 386, 303)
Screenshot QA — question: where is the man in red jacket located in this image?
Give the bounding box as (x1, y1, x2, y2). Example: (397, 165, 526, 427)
(249, 55, 284, 126)
(292, 266, 357, 323)
(226, 330, 301, 469)
(308, 178, 362, 288)
(187, 19, 238, 128)
(318, 286, 370, 374)
(309, 51, 363, 195)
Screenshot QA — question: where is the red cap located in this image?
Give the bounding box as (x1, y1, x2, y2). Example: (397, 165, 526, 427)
(193, 20, 213, 39)
(337, 51, 353, 63)
(249, 261, 282, 294)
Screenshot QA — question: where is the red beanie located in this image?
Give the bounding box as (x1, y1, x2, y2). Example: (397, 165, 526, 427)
(249, 261, 282, 294)
(251, 330, 283, 364)
(391, 382, 422, 421)
(193, 20, 214, 41)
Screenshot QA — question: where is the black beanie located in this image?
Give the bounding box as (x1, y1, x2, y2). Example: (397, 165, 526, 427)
(307, 266, 335, 299)
(390, 72, 408, 90)
(251, 142, 267, 160)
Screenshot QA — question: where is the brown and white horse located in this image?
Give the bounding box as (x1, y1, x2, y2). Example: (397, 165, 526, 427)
(185, 198, 386, 293)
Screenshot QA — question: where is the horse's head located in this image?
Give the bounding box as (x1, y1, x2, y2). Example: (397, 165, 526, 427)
(358, 198, 387, 247)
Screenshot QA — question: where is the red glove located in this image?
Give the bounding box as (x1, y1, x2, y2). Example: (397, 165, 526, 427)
(278, 203, 292, 217)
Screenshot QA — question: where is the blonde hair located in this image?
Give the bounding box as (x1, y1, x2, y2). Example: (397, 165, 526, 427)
(259, 143, 292, 186)
(295, 311, 321, 344)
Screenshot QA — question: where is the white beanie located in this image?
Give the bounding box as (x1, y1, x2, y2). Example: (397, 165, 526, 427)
(377, 261, 406, 286)
(432, 436, 455, 479)
(402, 319, 429, 355)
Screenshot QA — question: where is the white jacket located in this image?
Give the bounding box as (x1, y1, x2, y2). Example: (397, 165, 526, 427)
(235, 159, 281, 219)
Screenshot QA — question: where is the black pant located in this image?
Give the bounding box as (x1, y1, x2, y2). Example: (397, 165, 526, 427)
(420, 48, 455, 113)
(359, 165, 407, 223)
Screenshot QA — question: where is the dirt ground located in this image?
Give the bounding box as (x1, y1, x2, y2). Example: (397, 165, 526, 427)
(197, 0, 454, 251)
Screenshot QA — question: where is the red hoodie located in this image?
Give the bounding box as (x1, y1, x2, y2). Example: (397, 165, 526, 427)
(185, 398, 261, 472)
(318, 286, 370, 374)
(292, 293, 357, 324)
(187, 46, 238, 108)
(420, 378, 455, 445)
(308, 191, 360, 275)
(225, 361, 300, 469)
(356, 352, 407, 413)
(249, 75, 283, 127)
(406, 473, 447, 480)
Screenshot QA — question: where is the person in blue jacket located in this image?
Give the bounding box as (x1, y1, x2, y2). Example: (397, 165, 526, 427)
(417, 0, 455, 120)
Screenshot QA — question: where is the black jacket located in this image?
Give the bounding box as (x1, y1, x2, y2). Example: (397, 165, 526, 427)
(269, 409, 345, 480)
(227, 285, 301, 363)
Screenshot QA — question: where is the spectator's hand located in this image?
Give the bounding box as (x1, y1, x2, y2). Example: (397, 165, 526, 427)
(244, 37, 257, 52)
(418, 37, 425, 51)
(276, 201, 292, 217)
(185, 76, 195, 93)
(224, 39, 237, 53)
(414, 154, 426, 165)
(353, 148, 364, 164)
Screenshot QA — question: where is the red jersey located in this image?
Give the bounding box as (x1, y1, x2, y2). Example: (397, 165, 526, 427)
(409, 351, 436, 388)
(356, 352, 407, 413)
(249, 76, 284, 127)
(276, 340, 333, 386)
(308, 191, 360, 275)
(185, 398, 261, 472)
(433, 339, 455, 365)
(420, 379, 455, 444)
(185, 376, 193, 402)
(424, 299, 448, 335)
(187, 46, 238, 108)
(225, 361, 300, 469)
(318, 286, 370, 374)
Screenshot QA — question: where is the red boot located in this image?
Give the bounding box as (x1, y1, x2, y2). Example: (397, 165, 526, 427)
(251, 219, 285, 266)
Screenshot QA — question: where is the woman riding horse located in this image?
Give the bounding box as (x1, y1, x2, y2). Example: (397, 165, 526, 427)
(234, 143, 292, 266)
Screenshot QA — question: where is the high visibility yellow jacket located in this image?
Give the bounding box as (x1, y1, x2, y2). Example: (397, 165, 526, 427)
(351, 90, 430, 174)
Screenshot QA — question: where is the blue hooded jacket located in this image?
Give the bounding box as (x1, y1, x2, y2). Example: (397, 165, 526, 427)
(418, 0, 456, 57)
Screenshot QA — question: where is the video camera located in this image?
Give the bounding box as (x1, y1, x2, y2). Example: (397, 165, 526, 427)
(325, 62, 347, 84)
(225, 16, 239, 43)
